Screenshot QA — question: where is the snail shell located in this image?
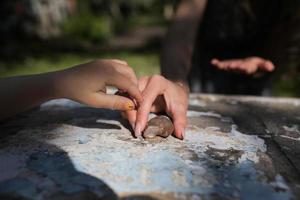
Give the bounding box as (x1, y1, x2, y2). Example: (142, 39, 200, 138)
(143, 115, 174, 139)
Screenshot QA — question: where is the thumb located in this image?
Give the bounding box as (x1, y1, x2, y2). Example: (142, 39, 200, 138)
(261, 60, 275, 72)
(252, 57, 274, 72)
(124, 110, 137, 130)
(85, 93, 136, 111)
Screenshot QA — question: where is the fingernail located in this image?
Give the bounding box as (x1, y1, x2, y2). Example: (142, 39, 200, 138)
(134, 123, 141, 138)
(130, 122, 135, 130)
(125, 101, 135, 111)
(181, 128, 185, 139)
(137, 135, 144, 141)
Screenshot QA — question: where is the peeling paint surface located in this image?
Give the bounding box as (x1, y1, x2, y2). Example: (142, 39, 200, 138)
(0, 97, 298, 199)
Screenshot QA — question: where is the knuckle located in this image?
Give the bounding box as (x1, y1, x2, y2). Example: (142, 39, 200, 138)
(151, 74, 165, 82)
(123, 64, 134, 73)
(127, 66, 135, 74)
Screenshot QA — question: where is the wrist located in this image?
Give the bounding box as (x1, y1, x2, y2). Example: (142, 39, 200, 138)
(43, 71, 64, 100)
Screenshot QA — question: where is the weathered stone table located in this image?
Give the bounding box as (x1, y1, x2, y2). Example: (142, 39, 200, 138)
(0, 94, 300, 200)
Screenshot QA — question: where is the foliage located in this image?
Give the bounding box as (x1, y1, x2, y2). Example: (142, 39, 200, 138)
(0, 51, 160, 78)
(62, 13, 112, 44)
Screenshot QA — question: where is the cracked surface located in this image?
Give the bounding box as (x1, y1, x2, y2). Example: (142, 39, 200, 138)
(0, 95, 300, 199)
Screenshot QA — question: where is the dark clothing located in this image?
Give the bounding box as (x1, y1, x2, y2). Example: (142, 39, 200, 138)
(189, 0, 298, 95)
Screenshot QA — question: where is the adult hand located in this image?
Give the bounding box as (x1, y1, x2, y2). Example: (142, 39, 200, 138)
(211, 57, 275, 75)
(54, 59, 142, 110)
(125, 75, 188, 139)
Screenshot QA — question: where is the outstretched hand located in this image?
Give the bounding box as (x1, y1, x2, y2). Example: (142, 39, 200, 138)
(124, 75, 188, 140)
(211, 57, 275, 75)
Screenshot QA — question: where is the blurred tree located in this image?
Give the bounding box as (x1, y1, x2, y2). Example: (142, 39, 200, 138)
(0, 0, 76, 39)
(0, 0, 178, 41)
(31, 0, 76, 38)
(0, 0, 35, 39)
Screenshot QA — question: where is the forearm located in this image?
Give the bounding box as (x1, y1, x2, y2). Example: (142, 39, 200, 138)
(161, 0, 207, 88)
(0, 72, 58, 120)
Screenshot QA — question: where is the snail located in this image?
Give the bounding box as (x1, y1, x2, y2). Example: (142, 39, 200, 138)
(143, 115, 174, 139)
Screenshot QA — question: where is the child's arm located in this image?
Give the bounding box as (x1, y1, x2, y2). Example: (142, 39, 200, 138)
(0, 59, 142, 120)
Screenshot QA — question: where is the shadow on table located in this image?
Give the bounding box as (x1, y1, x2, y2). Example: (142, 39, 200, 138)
(0, 138, 157, 200)
(0, 106, 135, 141)
(0, 107, 151, 199)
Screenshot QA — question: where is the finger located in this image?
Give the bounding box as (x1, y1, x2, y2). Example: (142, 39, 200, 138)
(248, 57, 273, 73)
(106, 74, 143, 103)
(242, 63, 257, 74)
(111, 59, 128, 66)
(228, 60, 243, 70)
(132, 77, 151, 137)
(211, 58, 227, 69)
(119, 109, 137, 131)
(213, 60, 229, 70)
(85, 93, 136, 111)
(136, 78, 165, 114)
(125, 110, 137, 130)
(117, 91, 137, 129)
(114, 64, 139, 85)
(102, 59, 138, 85)
(222, 59, 244, 70)
(211, 58, 220, 65)
(171, 106, 187, 139)
(135, 76, 166, 137)
(118, 77, 150, 132)
(259, 60, 275, 72)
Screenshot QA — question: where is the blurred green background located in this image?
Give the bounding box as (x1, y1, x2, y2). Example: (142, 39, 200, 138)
(0, 0, 176, 77)
(0, 0, 299, 96)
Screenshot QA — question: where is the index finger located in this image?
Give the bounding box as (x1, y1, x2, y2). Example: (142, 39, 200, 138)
(113, 61, 139, 85)
(170, 105, 187, 139)
(258, 59, 275, 72)
(134, 76, 167, 137)
(106, 73, 143, 104)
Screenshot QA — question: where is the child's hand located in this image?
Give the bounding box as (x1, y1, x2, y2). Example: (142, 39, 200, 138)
(211, 57, 275, 75)
(54, 59, 142, 111)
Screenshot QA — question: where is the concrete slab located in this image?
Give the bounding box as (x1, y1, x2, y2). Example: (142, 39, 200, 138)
(0, 94, 299, 199)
